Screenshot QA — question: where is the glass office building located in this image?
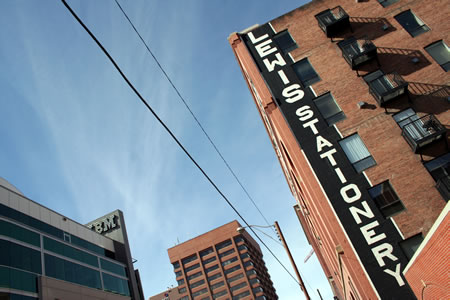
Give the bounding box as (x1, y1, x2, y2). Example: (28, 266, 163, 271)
(0, 177, 144, 300)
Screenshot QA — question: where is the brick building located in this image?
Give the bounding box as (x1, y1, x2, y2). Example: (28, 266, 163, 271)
(167, 221, 277, 300)
(228, 0, 449, 299)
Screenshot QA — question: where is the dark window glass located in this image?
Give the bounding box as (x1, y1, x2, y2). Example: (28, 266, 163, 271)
(249, 278, 260, 285)
(44, 236, 99, 268)
(9, 294, 39, 300)
(227, 273, 244, 284)
(211, 280, 225, 290)
(369, 181, 405, 218)
(185, 263, 200, 273)
(192, 288, 208, 298)
(253, 287, 264, 294)
(200, 247, 214, 257)
(179, 286, 187, 293)
(425, 40, 450, 71)
(273, 30, 298, 54)
(400, 234, 424, 259)
(237, 245, 247, 252)
(222, 256, 238, 267)
(177, 278, 185, 285)
(173, 261, 180, 269)
(44, 254, 101, 290)
(224, 264, 241, 275)
(216, 239, 232, 250)
(175, 270, 183, 278)
(0, 266, 38, 293)
(219, 248, 235, 258)
(212, 290, 228, 299)
(187, 271, 202, 281)
(205, 264, 219, 273)
(0, 219, 40, 247)
(233, 236, 244, 243)
(180, 297, 189, 300)
(203, 256, 217, 265)
(0, 239, 41, 274)
(182, 254, 198, 265)
(246, 270, 257, 276)
(243, 261, 254, 269)
(394, 10, 429, 37)
(232, 290, 250, 299)
(377, 0, 399, 7)
(100, 258, 126, 277)
(292, 58, 321, 87)
(208, 272, 222, 282)
(191, 279, 205, 288)
(314, 93, 346, 125)
(339, 134, 376, 173)
(70, 235, 106, 257)
(240, 253, 250, 260)
(102, 272, 130, 296)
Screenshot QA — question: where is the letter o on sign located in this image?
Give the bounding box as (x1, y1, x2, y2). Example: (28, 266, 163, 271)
(341, 184, 361, 203)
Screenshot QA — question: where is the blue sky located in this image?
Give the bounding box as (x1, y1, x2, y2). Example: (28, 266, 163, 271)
(0, 0, 333, 299)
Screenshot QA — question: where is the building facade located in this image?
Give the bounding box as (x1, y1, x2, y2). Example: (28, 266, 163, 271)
(167, 221, 277, 300)
(0, 177, 144, 300)
(229, 0, 449, 299)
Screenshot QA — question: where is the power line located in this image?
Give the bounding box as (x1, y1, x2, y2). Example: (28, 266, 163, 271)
(113, 0, 274, 232)
(61, 0, 301, 287)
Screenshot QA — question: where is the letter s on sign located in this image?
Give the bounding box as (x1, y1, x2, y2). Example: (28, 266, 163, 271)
(282, 84, 304, 103)
(296, 105, 313, 121)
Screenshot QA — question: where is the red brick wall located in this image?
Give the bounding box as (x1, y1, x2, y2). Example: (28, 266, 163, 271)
(404, 208, 449, 299)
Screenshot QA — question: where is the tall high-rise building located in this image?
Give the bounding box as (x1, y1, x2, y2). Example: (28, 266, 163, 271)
(228, 0, 449, 299)
(0, 177, 144, 300)
(167, 220, 277, 300)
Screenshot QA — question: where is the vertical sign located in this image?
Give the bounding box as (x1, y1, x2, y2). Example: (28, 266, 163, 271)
(242, 24, 415, 299)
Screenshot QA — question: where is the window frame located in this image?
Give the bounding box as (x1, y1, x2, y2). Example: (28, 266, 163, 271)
(313, 92, 346, 126)
(338, 133, 376, 173)
(273, 30, 298, 54)
(399, 233, 424, 260)
(394, 10, 430, 37)
(368, 180, 405, 218)
(292, 57, 321, 87)
(424, 40, 450, 72)
(376, 0, 399, 7)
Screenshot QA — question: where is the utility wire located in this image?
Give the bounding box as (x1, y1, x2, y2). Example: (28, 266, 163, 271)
(61, 0, 300, 287)
(113, 0, 274, 232)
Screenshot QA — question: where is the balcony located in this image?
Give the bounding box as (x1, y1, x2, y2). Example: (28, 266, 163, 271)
(436, 176, 450, 201)
(315, 6, 351, 38)
(364, 70, 408, 106)
(400, 114, 446, 153)
(338, 36, 378, 71)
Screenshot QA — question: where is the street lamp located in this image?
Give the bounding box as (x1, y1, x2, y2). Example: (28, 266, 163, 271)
(237, 221, 311, 300)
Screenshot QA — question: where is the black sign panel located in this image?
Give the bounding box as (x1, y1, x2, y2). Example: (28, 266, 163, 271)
(242, 24, 415, 299)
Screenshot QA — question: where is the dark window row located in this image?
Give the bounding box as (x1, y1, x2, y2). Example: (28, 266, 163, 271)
(175, 270, 183, 278)
(230, 281, 247, 292)
(232, 290, 250, 300)
(192, 288, 208, 298)
(215, 239, 232, 250)
(182, 254, 198, 265)
(208, 272, 222, 282)
(200, 247, 214, 257)
(44, 253, 102, 290)
(212, 289, 228, 299)
(205, 264, 219, 273)
(188, 271, 203, 281)
(224, 264, 241, 275)
(0, 266, 38, 293)
(227, 272, 244, 284)
(185, 262, 200, 273)
(179, 286, 187, 293)
(221, 256, 238, 267)
(219, 248, 235, 258)
(0, 204, 112, 258)
(210, 280, 224, 290)
(102, 272, 130, 296)
(0, 239, 41, 274)
(100, 258, 127, 277)
(44, 236, 98, 268)
(0, 219, 40, 247)
(177, 278, 185, 285)
(191, 279, 205, 288)
(173, 261, 180, 270)
(203, 256, 217, 265)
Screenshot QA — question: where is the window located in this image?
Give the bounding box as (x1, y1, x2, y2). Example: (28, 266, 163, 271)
(230, 281, 247, 292)
(292, 58, 321, 87)
(216, 239, 232, 250)
(205, 264, 219, 273)
(224, 264, 241, 275)
(44, 237, 99, 268)
(175, 270, 183, 278)
(203, 256, 217, 265)
(0, 239, 42, 274)
(273, 30, 298, 54)
(173, 261, 180, 269)
(185, 263, 200, 273)
(0, 266, 39, 293)
(219, 248, 235, 258)
(233, 236, 244, 243)
(180, 297, 189, 300)
(177, 278, 185, 285)
(213, 290, 228, 299)
(102, 273, 130, 296)
(227, 273, 244, 283)
(222, 256, 238, 267)
(243, 261, 254, 268)
(237, 245, 247, 252)
(187, 271, 202, 281)
(200, 247, 214, 257)
(377, 0, 398, 7)
(400, 234, 424, 259)
(393, 108, 432, 142)
(232, 290, 250, 300)
(314, 93, 346, 125)
(394, 10, 429, 37)
(100, 258, 126, 277)
(182, 254, 198, 265)
(191, 279, 205, 288)
(208, 272, 222, 281)
(210, 280, 225, 290)
(368, 181, 405, 218)
(424, 153, 450, 195)
(339, 134, 376, 173)
(425, 40, 450, 71)
(179, 286, 187, 293)
(0, 219, 40, 247)
(192, 288, 208, 298)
